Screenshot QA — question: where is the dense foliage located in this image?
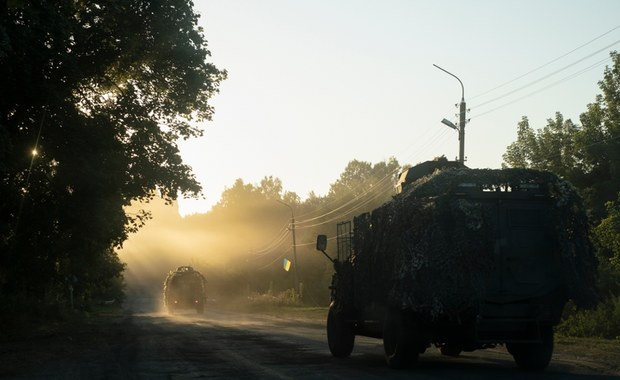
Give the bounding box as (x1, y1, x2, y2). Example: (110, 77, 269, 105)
(0, 0, 225, 313)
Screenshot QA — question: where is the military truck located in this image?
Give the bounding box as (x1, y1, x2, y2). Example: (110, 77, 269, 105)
(163, 266, 207, 314)
(315, 160, 597, 370)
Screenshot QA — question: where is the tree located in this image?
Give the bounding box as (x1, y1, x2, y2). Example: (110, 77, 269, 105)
(502, 117, 537, 168)
(503, 52, 620, 221)
(502, 113, 580, 180)
(215, 179, 262, 210)
(328, 157, 400, 200)
(259, 176, 284, 200)
(0, 0, 226, 309)
(593, 194, 620, 297)
(575, 51, 620, 220)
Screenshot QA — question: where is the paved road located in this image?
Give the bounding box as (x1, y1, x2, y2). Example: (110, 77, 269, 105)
(12, 301, 620, 379)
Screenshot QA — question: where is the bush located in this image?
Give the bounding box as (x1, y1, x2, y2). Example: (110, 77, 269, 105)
(0, 292, 76, 341)
(557, 296, 620, 339)
(247, 288, 300, 306)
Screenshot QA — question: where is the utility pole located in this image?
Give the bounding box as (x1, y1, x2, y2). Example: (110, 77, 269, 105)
(434, 64, 467, 164)
(276, 199, 299, 296)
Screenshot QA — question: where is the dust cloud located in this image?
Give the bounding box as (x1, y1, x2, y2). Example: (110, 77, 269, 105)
(117, 197, 318, 312)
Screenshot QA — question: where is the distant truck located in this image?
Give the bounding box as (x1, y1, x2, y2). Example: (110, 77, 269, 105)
(163, 266, 207, 314)
(315, 160, 597, 370)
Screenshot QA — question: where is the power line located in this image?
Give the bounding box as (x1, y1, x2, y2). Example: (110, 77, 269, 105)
(295, 177, 392, 225)
(294, 128, 455, 229)
(251, 180, 394, 259)
(294, 165, 398, 222)
(277, 29, 620, 235)
(264, 30, 620, 251)
(295, 161, 400, 225)
(470, 24, 620, 101)
(254, 247, 291, 271)
(295, 126, 453, 225)
(471, 55, 612, 120)
(471, 39, 620, 110)
(296, 182, 394, 230)
(249, 224, 290, 256)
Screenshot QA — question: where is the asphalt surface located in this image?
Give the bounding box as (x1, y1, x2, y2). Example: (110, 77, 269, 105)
(4, 298, 619, 379)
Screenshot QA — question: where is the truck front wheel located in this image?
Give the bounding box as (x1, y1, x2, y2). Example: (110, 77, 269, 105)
(327, 303, 355, 357)
(383, 308, 419, 369)
(507, 325, 554, 370)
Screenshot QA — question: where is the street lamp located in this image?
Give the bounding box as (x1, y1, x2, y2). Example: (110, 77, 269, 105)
(441, 118, 457, 130)
(275, 199, 299, 295)
(434, 64, 467, 164)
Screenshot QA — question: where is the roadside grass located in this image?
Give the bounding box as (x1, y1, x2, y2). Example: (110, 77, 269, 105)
(555, 334, 620, 372)
(1, 302, 126, 342)
(0, 303, 129, 377)
(555, 334, 620, 358)
(556, 335, 620, 351)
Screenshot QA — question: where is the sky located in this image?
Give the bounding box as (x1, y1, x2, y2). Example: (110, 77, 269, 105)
(176, 0, 620, 216)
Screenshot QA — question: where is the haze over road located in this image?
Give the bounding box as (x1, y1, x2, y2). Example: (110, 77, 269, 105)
(10, 296, 617, 379)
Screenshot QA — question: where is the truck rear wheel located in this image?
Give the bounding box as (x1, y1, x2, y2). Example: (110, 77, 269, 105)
(383, 308, 419, 369)
(507, 325, 553, 370)
(439, 343, 462, 357)
(327, 304, 355, 357)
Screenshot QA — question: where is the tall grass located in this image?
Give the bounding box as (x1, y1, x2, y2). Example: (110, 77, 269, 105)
(557, 296, 620, 339)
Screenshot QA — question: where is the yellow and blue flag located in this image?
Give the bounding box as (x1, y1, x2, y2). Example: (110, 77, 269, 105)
(283, 258, 291, 272)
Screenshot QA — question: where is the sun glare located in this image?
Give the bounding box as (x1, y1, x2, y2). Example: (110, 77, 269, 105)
(118, 197, 303, 313)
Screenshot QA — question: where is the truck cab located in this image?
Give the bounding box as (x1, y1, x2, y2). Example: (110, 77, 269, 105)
(163, 266, 207, 314)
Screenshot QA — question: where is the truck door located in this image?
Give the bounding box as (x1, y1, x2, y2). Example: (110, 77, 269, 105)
(494, 199, 562, 299)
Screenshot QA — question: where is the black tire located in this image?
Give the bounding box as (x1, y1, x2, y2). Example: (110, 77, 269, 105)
(507, 325, 554, 370)
(383, 308, 419, 369)
(327, 303, 355, 357)
(439, 343, 462, 357)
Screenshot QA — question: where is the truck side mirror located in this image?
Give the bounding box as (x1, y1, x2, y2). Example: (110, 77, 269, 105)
(315, 234, 335, 263)
(316, 234, 328, 251)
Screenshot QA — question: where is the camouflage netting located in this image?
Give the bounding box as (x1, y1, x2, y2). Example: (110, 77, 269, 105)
(348, 168, 598, 321)
(163, 266, 207, 306)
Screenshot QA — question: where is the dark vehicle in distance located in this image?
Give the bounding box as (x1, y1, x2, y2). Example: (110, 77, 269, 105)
(163, 266, 207, 314)
(316, 160, 597, 370)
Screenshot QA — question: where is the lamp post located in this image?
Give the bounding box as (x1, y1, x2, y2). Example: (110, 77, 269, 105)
(433, 64, 467, 164)
(276, 199, 299, 295)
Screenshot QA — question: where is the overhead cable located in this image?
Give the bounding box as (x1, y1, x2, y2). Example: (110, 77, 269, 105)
(471, 24, 620, 101)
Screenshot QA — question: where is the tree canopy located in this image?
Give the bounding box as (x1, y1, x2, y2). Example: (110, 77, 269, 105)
(503, 52, 620, 221)
(0, 0, 225, 309)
